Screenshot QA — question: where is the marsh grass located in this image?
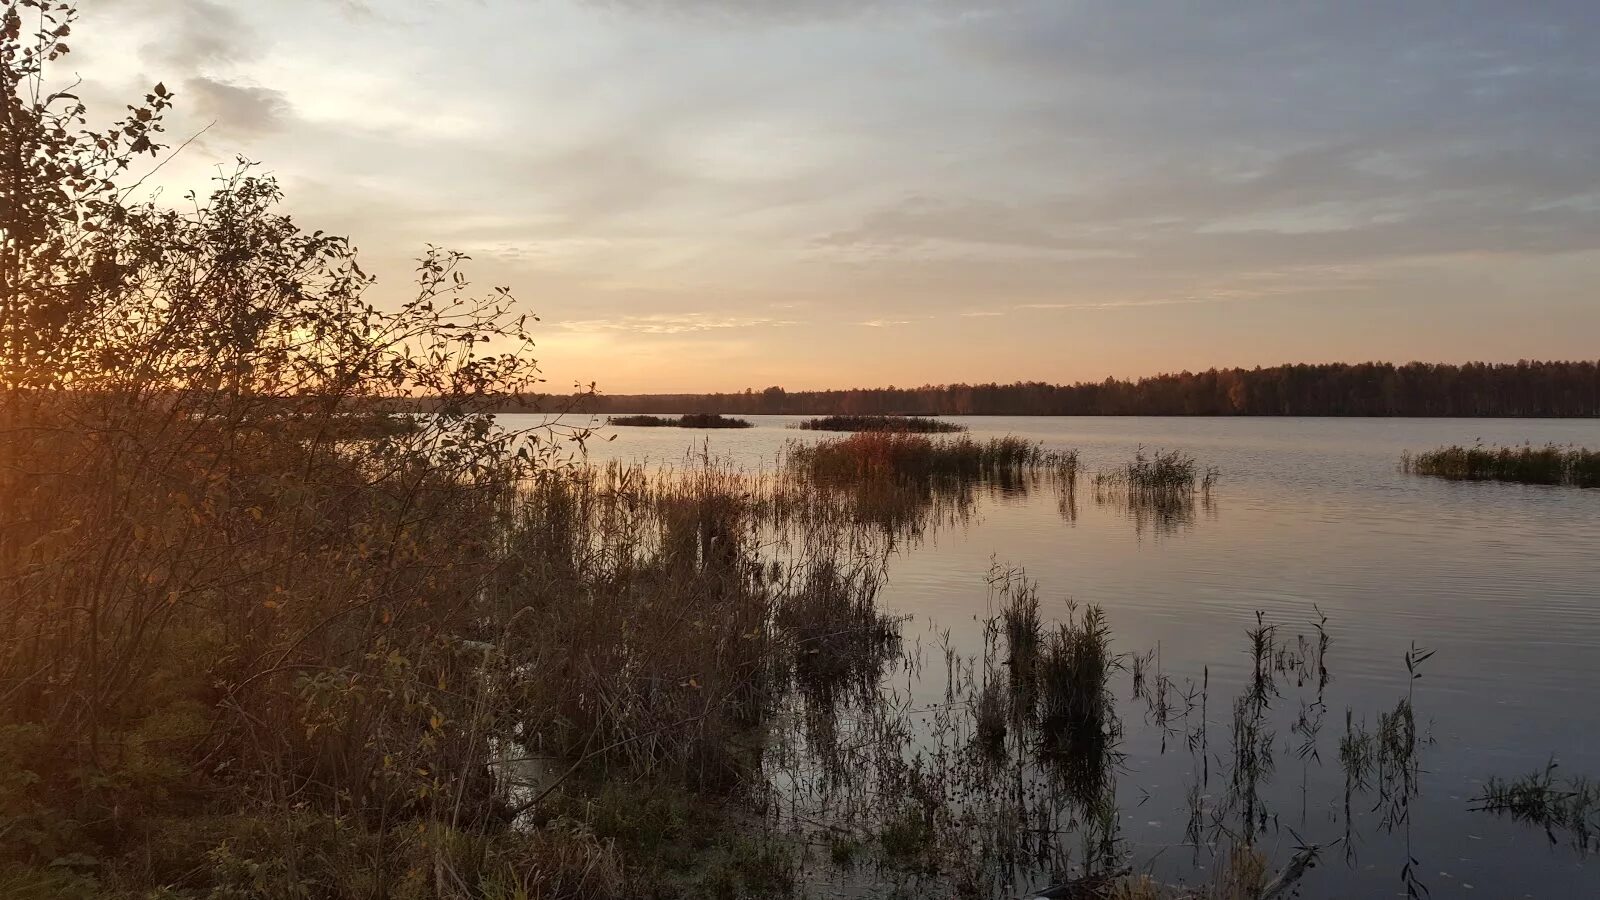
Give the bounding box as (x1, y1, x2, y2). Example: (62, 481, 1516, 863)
(1037, 604, 1119, 766)
(775, 562, 902, 705)
(1092, 449, 1218, 536)
(608, 413, 753, 428)
(1094, 447, 1219, 496)
(1403, 442, 1600, 487)
(998, 570, 1044, 711)
(787, 432, 1079, 482)
(796, 414, 966, 433)
(971, 679, 1010, 760)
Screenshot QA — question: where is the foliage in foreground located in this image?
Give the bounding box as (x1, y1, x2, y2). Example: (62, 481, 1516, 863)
(1403, 443, 1600, 487)
(0, 5, 842, 894)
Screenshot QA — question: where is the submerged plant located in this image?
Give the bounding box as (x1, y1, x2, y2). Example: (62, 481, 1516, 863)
(1472, 761, 1600, 853)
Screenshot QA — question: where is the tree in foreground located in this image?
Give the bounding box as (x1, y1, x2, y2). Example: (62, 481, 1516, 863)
(0, 2, 625, 895)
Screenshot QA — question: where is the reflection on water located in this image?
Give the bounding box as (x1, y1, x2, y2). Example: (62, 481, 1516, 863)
(502, 414, 1600, 897)
(763, 568, 1452, 898)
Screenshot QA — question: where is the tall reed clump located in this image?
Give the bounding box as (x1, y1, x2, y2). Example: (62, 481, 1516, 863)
(1094, 447, 1219, 497)
(1092, 448, 1216, 535)
(775, 562, 900, 705)
(997, 571, 1044, 714)
(1036, 604, 1122, 802)
(787, 432, 1078, 482)
(796, 414, 965, 433)
(494, 463, 766, 789)
(1403, 443, 1600, 487)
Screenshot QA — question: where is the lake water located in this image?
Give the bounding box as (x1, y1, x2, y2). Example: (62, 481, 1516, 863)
(507, 414, 1600, 897)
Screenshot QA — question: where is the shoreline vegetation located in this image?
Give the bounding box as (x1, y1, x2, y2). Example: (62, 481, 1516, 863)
(795, 414, 965, 433)
(527, 360, 1600, 418)
(607, 413, 753, 428)
(1403, 443, 1600, 487)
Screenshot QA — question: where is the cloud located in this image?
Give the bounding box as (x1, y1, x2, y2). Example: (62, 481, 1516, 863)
(66, 0, 1600, 390)
(185, 76, 289, 136)
(552, 313, 799, 334)
(582, 0, 940, 26)
(140, 0, 262, 69)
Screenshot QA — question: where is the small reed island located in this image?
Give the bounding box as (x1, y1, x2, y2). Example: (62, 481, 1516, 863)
(1403, 443, 1599, 487)
(607, 414, 753, 429)
(795, 414, 965, 433)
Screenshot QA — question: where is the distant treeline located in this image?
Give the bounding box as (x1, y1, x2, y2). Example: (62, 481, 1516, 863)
(534, 361, 1600, 418)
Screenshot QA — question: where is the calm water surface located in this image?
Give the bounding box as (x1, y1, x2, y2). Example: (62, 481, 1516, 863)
(509, 414, 1600, 897)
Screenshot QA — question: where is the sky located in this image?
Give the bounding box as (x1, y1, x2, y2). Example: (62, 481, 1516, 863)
(66, 0, 1600, 393)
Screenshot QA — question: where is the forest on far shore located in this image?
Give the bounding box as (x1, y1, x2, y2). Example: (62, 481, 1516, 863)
(513, 361, 1600, 418)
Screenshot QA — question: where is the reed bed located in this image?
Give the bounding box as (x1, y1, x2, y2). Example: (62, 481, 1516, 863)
(795, 414, 965, 433)
(607, 413, 753, 428)
(1090, 448, 1218, 537)
(1094, 447, 1219, 496)
(1403, 443, 1600, 487)
(786, 432, 1080, 482)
